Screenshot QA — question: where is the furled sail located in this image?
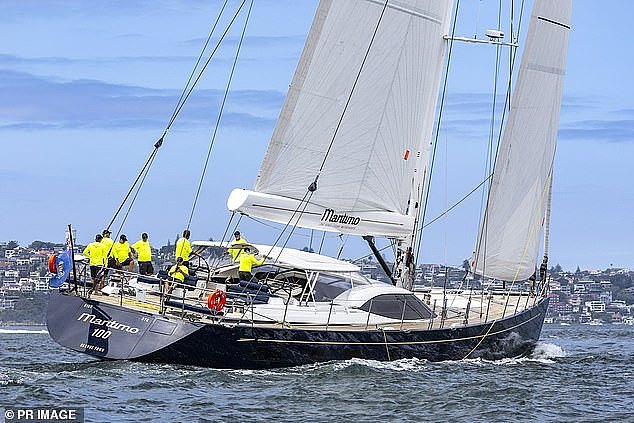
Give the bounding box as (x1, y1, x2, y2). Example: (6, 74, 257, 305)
(472, 0, 572, 281)
(229, 0, 453, 237)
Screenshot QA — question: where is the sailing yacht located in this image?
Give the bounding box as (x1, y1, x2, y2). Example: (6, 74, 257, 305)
(47, 0, 572, 369)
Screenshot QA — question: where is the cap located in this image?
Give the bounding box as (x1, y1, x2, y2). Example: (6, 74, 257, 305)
(96, 234, 103, 241)
(176, 257, 184, 263)
(234, 231, 240, 236)
(102, 229, 111, 235)
(120, 234, 127, 241)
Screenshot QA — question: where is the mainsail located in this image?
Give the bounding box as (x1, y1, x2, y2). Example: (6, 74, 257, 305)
(472, 0, 572, 281)
(229, 0, 453, 237)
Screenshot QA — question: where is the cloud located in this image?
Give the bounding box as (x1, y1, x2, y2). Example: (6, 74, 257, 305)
(183, 34, 305, 49)
(441, 92, 632, 144)
(0, 52, 225, 68)
(0, 70, 283, 131)
(559, 119, 634, 143)
(0, 0, 185, 22)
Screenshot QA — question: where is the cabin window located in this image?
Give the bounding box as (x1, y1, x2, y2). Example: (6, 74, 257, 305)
(359, 294, 433, 320)
(312, 273, 352, 302)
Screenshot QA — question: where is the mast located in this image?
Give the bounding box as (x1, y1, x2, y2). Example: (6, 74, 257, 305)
(393, 165, 428, 290)
(540, 169, 554, 287)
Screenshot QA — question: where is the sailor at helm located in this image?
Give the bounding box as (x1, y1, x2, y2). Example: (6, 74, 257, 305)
(238, 247, 265, 282)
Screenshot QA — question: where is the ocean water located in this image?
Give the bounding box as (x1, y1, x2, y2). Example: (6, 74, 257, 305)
(1, 325, 632, 422)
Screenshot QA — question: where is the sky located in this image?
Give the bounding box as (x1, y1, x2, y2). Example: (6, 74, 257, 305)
(0, 0, 632, 271)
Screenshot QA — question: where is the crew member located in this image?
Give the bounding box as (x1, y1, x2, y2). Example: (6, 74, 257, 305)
(101, 229, 116, 269)
(83, 234, 106, 295)
(228, 230, 248, 262)
(238, 247, 265, 282)
(132, 232, 154, 275)
(167, 257, 189, 294)
(112, 234, 134, 271)
(175, 229, 192, 266)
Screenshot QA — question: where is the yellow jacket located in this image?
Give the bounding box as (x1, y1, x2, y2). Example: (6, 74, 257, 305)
(229, 237, 247, 261)
(175, 237, 192, 261)
(238, 253, 264, 273)
(168, 264, 189, 282)
(100, 237, 114, 257)
(132, 240, 152, 262)
(112, 241, 131, 262)
(83, 242, 106, 266)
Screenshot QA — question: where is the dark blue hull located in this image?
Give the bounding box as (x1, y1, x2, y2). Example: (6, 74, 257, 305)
(47, 291, 548, 369)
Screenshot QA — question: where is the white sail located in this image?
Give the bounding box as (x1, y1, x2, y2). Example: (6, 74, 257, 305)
(472, 0, 572, 281)
(230, 0, 453, 236)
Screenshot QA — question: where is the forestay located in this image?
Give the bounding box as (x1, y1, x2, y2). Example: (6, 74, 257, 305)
(472, 0, 572, 281)
(229, 0, 453, 237)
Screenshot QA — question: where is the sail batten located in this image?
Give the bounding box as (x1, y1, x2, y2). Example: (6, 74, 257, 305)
(472, 0, 572, 282)
(235, 0, 452, 236)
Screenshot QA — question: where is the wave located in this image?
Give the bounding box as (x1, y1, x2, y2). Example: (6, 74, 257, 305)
(0, 328, 48, 334)
(531, 342, 565, 359)
(229, 344, 567, 375)
(332, 357, 427, 372)
(456, 342, 566, 366)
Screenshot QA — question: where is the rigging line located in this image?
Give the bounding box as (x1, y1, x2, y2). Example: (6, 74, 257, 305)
(209, 212, 242, 271)
(336, 234, 348, 260)
(164, 0, 248, 133)
(268, 190, 315, 265)
(207, 211, 237, 270)
(543, 163, 554, 257)
(263, 190, 311, 259)
(309, 229, 314, 252)
(313, 0, 389, 181)
(422, 175, 491, 229)
(318, 231, 326, 254)
(112, 148, 158, 245)
(414, 0, 461, 265)
(442, 121, 449, 300)
(231, 213, 243, 239)
(186, 0, 254, 229)
(245, 215, 290, 231)
(351, 175, 490, 263)
(167, 0, 229, 129)
(470, 0, 526, 277)
(476, 5, 504, 284)
(106, 146, 159, 231)
(105, 1, 244, 231)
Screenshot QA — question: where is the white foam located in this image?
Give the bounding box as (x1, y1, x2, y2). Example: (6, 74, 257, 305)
(443, 342, 565, 366)
(0, 377, 24, 386)
(0, 328, 48, 334)
(530, 342, 565, 360)
(333, 357, 427, 372)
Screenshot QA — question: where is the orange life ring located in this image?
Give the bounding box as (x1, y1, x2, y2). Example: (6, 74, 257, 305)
(48, 254, 58, 274)
(207, 290, 227, 312)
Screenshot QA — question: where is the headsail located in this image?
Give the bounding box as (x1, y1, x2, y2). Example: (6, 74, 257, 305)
(229, 0, 453, 237)
(472, 0, 572, 281)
